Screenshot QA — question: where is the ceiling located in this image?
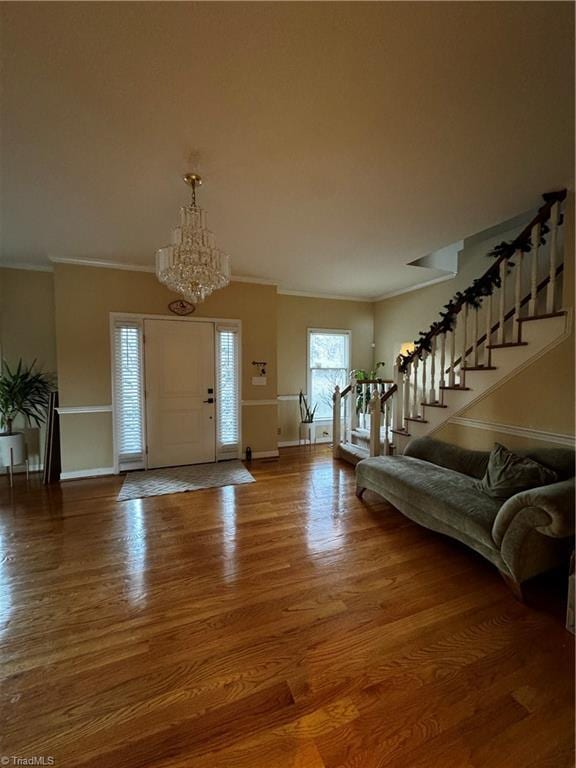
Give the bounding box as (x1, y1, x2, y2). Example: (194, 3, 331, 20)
(0, 2, 573, 299)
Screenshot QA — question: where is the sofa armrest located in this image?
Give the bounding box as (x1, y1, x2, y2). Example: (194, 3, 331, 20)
(492, 478, 575, 547)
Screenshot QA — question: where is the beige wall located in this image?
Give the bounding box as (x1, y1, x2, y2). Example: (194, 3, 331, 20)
(373, 225, 524, 370)
(54, 264, 279, 471)
(277, 294, 374, 443)
(0, 267, 57, 468)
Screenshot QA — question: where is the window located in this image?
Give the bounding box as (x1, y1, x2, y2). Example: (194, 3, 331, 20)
(216, 326, 240, 456)
(307, 329, 350, 420)
(112, 320, 145, 470)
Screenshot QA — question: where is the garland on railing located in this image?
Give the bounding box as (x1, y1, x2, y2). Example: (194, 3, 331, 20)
(397, 190, 566, 374)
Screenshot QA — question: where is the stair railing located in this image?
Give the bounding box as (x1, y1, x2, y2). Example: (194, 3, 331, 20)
(334, 190, 566, 458)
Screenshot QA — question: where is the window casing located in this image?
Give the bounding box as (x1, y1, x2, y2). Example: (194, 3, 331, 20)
(112, 319, 146, 471)
(307, 329, 351, 420)
(216, 325, 241, 458)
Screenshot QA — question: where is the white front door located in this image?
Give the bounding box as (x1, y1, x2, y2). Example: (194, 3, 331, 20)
(144, 319, 215, 468)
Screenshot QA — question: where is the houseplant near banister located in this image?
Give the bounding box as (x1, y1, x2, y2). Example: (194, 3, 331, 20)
(0, 359, 53, 468)
(351, 362, 386, 414)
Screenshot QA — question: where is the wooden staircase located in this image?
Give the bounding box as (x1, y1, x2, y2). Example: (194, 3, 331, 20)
(333, 190, 570, 464)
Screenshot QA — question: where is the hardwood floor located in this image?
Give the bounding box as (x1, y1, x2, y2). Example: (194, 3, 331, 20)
(0, 447, 573, 767)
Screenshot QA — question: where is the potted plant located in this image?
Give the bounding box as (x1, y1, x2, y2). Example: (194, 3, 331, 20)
(350, 362, 385, 414)
(298, 390, 317, 423)
(0, 359, 52, 468)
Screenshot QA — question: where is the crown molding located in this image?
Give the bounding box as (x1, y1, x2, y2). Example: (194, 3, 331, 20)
(0, 261, 54, 273)
(277, 288, 373, 302)
(372, 273, 456, 302)
(1, 256, 456, 302)
(50, 256, 155, 272)
(230, 274, 278, 286)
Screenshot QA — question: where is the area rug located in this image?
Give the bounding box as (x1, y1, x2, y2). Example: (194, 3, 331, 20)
(117, 460, 255, 501)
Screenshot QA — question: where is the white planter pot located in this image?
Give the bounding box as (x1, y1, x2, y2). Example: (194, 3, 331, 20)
(0, 432, 27, 467)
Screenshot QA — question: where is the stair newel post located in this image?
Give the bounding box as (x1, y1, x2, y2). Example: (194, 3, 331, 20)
(403, 360, 411, 425)
(529, 221, 540, 316)
(393, 357, 403, 433)
(429, 335, 437, 403)
(421, 351, 427, 405)
(439, 333, 446, 395)
(384, 391, 392, 455)
(546, 201, 560, 313)
(485, 293, 493, 367)
(448, 317, 456, 387)
(460, 303, 468, 387)
(350, 379, 358, 434)
(412, 356, 419, 418)
(497, 258, 507, 345)
(514, 248, 523, 342)
(369, 390, 381, 458)
(472, 307, 479, 367)
(332, 385, 341, 459)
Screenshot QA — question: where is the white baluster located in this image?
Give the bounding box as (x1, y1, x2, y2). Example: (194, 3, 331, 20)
(369, 390, 381, 457)
(403, 361, 411, 428)
(449, 319, 456, 387)
(384, 393, 392, 455)
(460, 304, 468, 387)
(472, 307, 479, 367)
(439, 333, 446, 394)
(393, 357, 403, 433)
(350, 382, 358, 435)
(546, 201, 560, 313)
(529, 221, 540, 316)
(362, 382, 368, 429)
(332, 385, 341, 459)
(514, 249, 523, 342)
(485, 292, 493, 366)
(412, 357, 419, 418)
(429, 335, 437, 403)
(421, 351, 427, 405)
(497, 258, 507, 345)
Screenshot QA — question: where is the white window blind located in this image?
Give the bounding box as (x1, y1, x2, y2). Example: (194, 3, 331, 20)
(308, 329, 350, 420)
(216, 327, 240, 455)
(113, 321, 145, 468)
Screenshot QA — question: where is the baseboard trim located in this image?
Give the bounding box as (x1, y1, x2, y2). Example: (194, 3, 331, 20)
(243, 450, 280, 459)
(60, 467, 115, 480)
(448, 417, 575, 447)
(278, 438, 332, 447)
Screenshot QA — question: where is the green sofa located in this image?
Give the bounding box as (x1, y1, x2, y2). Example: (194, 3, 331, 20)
(355, 437, 575, 596)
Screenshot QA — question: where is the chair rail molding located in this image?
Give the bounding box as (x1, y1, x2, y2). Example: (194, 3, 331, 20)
(448, 416, 575, 447)
(57, 405, 113, 414)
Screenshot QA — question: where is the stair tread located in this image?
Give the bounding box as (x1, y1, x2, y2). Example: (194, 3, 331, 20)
(405, 416, 428, 424)
(486, 342, 528, 349)
(517, 311, 566, 323)
(422, 402, 448, 408)
(462, 366, 497, 371)
(391, 428, 411, 437)
(440, 385, 471, 391)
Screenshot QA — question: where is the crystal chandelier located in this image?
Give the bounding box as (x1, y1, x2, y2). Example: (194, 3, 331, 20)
(156, 173, 230, 303)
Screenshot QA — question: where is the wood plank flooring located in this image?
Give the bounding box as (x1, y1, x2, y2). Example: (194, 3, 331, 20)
(0, 447, 573, 767)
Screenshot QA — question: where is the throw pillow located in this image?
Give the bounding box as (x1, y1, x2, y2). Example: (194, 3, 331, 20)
(479, 443, 558, 499)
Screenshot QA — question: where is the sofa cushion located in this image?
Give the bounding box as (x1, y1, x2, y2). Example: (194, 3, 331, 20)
(479, 443, 559, 500)
(356, 455, 502, 548)
(404, 437, 489, 479)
